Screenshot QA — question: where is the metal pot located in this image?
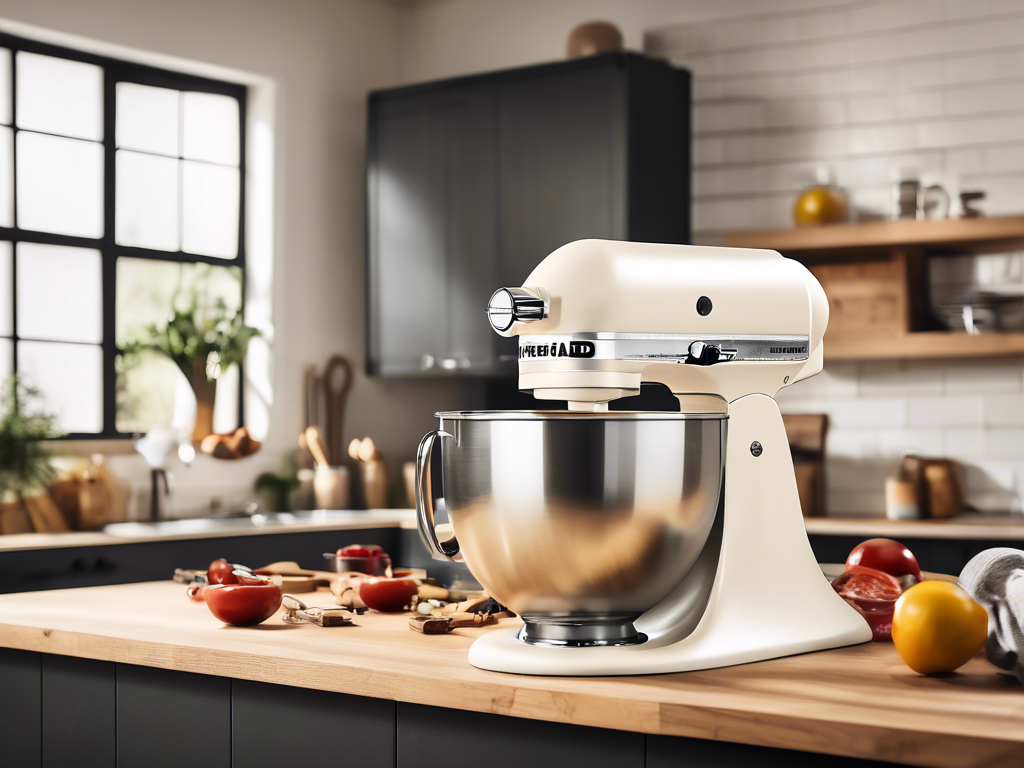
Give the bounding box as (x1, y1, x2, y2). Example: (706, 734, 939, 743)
(416, 411, 726, 646)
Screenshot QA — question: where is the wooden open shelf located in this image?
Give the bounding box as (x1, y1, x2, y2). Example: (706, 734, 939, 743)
(805, 515, 1024, 541)
(722, 216, 1024, 360)
(723, 215, 1024, 259)
(827, 330, 1024, 360)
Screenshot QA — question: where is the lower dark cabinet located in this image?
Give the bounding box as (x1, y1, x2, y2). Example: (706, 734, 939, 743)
(117, 665, 230, 768)
(397, 702, 645, 768)
(42, 655, 115, 768)
(1, 649, 902, 767)
(647, 734, 895, 767)
(0, 648, 41, 768)
(232, 679, 395, 767)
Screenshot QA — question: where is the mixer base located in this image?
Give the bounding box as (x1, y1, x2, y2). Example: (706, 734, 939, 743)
(518, 620, 647, 647)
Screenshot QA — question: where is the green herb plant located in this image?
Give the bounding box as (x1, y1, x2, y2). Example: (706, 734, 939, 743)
(0, 375, 61, 502)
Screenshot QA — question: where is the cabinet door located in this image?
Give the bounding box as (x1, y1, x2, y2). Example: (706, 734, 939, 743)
(370, 89, 498, 375)
(443, 88, 498, 372)
(371, 95, 448, 375)
(497, 62, 626, 286)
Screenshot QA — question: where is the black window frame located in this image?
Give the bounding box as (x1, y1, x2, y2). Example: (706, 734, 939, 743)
(0, 31, 247, 440)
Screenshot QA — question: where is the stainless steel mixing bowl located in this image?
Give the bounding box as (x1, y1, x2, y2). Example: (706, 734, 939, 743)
(416, 411, 726, 647)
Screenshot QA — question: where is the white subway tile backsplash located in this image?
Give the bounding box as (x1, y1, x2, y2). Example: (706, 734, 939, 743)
(944, 82, 1024, 115)
(848, 0, 946, 34)
(945, 429, 988, 457)
(878, 428, 946, 456)
(828, 398, 908, 428)
(986, 430, 1024, 458)
(985, 394, 1024, 426)
(945, 0, 1024, 20)
(908, 396, 983, 427)
(970, 489, 1022, 512)
(649, 2, 1024, 514)
(962, 459, 1017, 492)
(859, 360, 944, 395)
(945, 360, 1023, 393)
(828, 430, 883, 458)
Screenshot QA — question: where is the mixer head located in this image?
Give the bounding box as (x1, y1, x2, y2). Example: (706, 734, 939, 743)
(487, 240, 829, 405)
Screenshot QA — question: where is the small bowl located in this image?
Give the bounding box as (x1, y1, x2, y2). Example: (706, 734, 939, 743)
(323, 552, 391, 576)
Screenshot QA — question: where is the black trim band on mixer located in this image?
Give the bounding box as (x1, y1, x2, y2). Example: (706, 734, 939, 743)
(518, 333, 811, 363)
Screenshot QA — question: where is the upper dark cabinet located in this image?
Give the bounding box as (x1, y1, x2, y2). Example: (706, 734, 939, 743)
(367, 53, 690, 377)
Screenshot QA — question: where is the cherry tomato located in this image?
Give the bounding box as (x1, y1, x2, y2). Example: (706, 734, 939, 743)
(186, 584, 205, 602)
(208, 558, 241, 584)
(359, 577, 418, 612)
(832, 565, 902, 641)
(203, 579, 283, 627)
(892, 581, 988, 675)
(337, 544, 386, 559)
(846, 539, 922, 583)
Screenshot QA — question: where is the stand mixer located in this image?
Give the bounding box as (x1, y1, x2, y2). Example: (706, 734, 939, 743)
(416, 239, 871, 675)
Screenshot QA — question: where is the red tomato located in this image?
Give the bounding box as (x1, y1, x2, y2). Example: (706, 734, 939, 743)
(832, 565, 902, 641)
(208, 558, 242, 585)
(203, 581, 283, 626)
(359, 577, 418, 612)
(337, 544, 386, 559)
(846, 539, 922, 582)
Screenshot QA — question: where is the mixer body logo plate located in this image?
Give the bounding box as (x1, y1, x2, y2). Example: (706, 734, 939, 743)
(519, 341, 595, 359)
(518, 334, 811, 364)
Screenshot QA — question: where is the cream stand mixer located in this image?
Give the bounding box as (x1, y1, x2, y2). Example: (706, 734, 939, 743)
(416, 239, 871, 675)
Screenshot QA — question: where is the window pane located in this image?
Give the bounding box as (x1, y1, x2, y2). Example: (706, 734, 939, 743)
(0, 242, 10, 337)
(116, 258, 242, 344)
(116, 151, 178, 250)
(16, 52, 103, 141)
(0, 338, 10, 383)
(116, 82, 178, 156)
(17, 132, 103, 238)
(16, 243, 102, 343)
(0, 126, 11, 228)
(116, 349, 183, 433)
(0, 49, 10, 125)
(116, 259, 242, 433)
(182, 161, 238, 258)
(19, 340, 103, 433)
(182, 92, 239, 165)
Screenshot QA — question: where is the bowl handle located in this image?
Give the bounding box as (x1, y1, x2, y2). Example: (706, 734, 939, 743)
(416, 430, 460, 561)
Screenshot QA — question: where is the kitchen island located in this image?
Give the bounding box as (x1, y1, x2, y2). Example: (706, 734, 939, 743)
(1, 582, 1022, 767)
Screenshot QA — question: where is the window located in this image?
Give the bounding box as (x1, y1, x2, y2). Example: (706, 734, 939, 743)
(0, 33, 246, 438)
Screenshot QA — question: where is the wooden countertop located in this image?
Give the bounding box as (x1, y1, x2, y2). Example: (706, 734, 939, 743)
(805, 514, 1024, 541)
(0, 509, 416, 552)
(0, 582, 1021, 766)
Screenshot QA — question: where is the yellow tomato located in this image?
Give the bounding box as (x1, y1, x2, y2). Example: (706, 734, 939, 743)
(891, 581, 988, 675)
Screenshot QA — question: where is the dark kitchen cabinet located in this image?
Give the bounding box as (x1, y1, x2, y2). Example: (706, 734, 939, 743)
(367, 53, 690, 376)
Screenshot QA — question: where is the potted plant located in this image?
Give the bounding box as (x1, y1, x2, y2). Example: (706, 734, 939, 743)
(122, 282, 260, 442)
(0, 375, 67, 534)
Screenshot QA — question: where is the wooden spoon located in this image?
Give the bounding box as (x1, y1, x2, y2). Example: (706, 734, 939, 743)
(305, 426, 331, 467)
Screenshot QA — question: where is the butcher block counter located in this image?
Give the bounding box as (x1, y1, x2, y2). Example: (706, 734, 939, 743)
(0, 582, 1022, 768)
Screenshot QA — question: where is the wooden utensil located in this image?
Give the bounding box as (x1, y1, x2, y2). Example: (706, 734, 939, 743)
(304, 426, 331, 467)
(255, 561, 337, 593)
(322, 355, 353, 466)
(22, 493, 70, 533)
(304, 365, 320, 432)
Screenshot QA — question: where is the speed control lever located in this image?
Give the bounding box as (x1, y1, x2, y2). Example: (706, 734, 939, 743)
(685, 340, 722, 366)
